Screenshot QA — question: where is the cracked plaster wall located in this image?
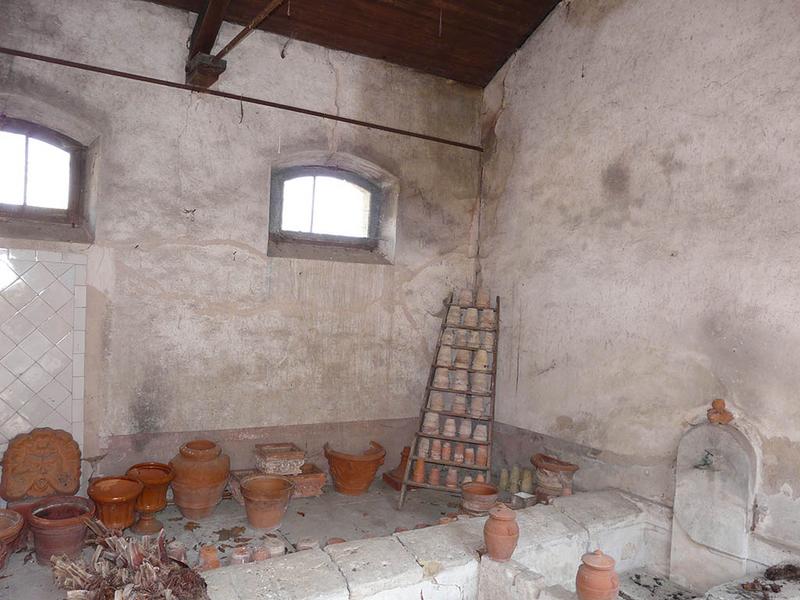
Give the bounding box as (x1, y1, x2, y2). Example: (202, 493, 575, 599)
(479, 0, 800, 558)
(0, 0, 482, 462)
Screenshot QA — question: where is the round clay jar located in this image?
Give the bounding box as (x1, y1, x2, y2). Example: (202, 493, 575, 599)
(170, 440, 230, 520)
(576, 550, 619, 600)
(483, 503, 519, 562)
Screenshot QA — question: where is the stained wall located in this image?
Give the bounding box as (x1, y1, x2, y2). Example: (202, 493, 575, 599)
(480, 0, 800, 562)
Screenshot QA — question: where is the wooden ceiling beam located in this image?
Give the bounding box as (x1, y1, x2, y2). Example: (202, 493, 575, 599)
(185, 0, 232, 88)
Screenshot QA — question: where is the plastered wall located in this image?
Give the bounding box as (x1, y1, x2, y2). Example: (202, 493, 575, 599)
(480, 0, 800, 558)
(0, 0, 482, 467)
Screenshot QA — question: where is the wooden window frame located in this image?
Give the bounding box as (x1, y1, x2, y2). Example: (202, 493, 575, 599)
(269, 166, 382, 251)
(0, 117, 86, 227)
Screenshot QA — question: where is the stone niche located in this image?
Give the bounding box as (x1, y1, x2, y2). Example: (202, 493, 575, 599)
(669, 423, 757, 592)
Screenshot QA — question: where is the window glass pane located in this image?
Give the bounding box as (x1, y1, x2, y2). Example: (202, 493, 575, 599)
(26, 138, 71, 209)
(0, 132, 26, 206)
(281, 176, 314, 233)
(310, 176, 371, 238)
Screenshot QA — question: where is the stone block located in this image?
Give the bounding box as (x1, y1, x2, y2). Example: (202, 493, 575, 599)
(478, 556, 545, 600)
(551, 490, 643, 533)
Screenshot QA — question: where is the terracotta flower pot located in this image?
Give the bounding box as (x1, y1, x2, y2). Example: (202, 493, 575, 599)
(240, 475, 293, 530)
(324, 441, 386, 496)
(126, 462, 175, 534)
(531, 453, 579, 498)
(170, 440, 231, 519)
(88, 476, 143, 531)
(29, 496, 95, 565)
(461, 482, 499, 514)
(576, 550, 620, 600)
(483, 503, 519, 562)
(0, 509, 24, 552)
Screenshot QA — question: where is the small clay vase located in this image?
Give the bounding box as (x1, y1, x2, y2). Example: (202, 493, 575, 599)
(470, 397, 484, 418)
(412, 459, 426, 483)
(170, 440, 230, 519)
(576, 550, 620, 600)
(417, 438, 430, 457)
(442, 418, 457, 437)
(453, 371, 469, 391)
(441, 329, 455, 345)
(458, 419, 472, 439)
(479, 310, 496, 328)
(453, 329, 468, 347)
(430, 439, 442, 460)
(446, 307, 461, 325)
(453, 443, 465, 464)
(464, 447, 475, 465)
(476, 474, 485, 483)
(428, 467, 441, 486)
(0, 510, 24, 551)
(429, 392, 445, 411)
(454, 349, 471, 369)
(29, 496, 95, 565)
(422, 412, 440, 434)
(457, 288, 474, 306)
(441, 442, 452, 462)
(433, 368, 450, 389)
(473, 424, 488, 442)
(483, 503, 519, 562)
(471, 373, 491, 393)
(467, 331, 481, 349)
(88, 476, 144, 531)
(451, 395, 467, 415)
(476, 446, 488, 467)
(126, 462, 175, 535)
(472, 350, 490, 371)
(445, 468, 459, 489)
(230, 545, 252, 565)
(436, 346, 452, 367)
(475, 288, 491, 309)
(240, 475, 293, 530)
(198, 545, 221, 571)
(481, 332, 495, 350)
(463, 308, 479, 327)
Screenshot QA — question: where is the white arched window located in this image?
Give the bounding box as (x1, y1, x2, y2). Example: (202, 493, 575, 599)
(0, 118, 84, 225)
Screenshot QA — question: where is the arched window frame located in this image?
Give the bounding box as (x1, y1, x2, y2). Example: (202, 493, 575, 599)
(0, 117, 85, 226)
(269, 165, 382, 250)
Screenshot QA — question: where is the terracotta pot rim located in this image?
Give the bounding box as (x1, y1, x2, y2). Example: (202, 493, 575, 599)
(531, 453, 579, 473)
(0, 509, 24, 540)
(323, 441, 386, 462)
(180, 439, 221, 460)
(461, 482, 499, 496)
(29, 496, 95, 528)
(240, 474, 294, 499)
(88, 476, 144, 504)
(126, 462, 175, 485)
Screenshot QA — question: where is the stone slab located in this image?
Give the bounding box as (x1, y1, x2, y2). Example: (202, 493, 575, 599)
(551, 489, 643, 533)
(325, 536, 423, 599)
(204, 549, 349, 600)
(619, 570, 698, 600)
(395, 515, 485, 573)
(478, 556, 545, 600)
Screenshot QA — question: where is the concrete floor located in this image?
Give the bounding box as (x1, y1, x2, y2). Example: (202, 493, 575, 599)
(0, 484, 458, 599)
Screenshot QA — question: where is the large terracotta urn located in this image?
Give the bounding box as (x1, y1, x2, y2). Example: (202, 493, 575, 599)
(170, 440, 230, 519)
(576, 550, 620, 600)
(483, 503, 519, 562)
(324, 441, 385, 496)
(126, 462, 175, 534)
(88, 476, 143, 530)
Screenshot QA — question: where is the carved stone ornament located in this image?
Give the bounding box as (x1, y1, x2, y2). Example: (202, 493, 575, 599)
(0, 428, 81, 501)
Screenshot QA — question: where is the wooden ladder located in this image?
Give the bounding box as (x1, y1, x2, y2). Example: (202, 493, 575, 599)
(398, 291, 500, 508)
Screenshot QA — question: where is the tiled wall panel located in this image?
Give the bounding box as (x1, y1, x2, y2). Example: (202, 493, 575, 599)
(0, 248, 86, 454)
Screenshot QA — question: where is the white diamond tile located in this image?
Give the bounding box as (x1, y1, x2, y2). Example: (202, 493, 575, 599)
(0, 332, 15, 359)
(0, 365, 15, 391)
(72, 376, 84, 400)
(8, 259, 35, 275)
(20, 363, 52, 393)
(0, 262, 18, 291)
(58, 267, 75, 289)
(39, 314, 71, 344)
(21, 296, 54, 327)
(1, 347, 34, 376)
(0, 413, 32, 440)
(55, 398, 72, 421)
(74, 286, 86, 308)
(40, 281, 72, 311)
(40, 411, 70, 432)
(39, 346, 71, 377)
(58, 300, 73, 325)
(36, 251, 62, 263)
(74, 265, 86, 285)
(57, 332, 73, 356)
(0, 380, 34, 410)
(8, 249, 35, 261)
(0, 298, 16, 323)
(1, 312, 35, 343)
(2, 279, 36, 309)
(73, 331, 85, 354)
(43, 262, 71, 278)
(72, 398, 83, 422)
(74, 307, 86, 331)
(56, 364, 72, 388)
(0, 399, 15, 424)
(19, 330, 52, 361)
(39, 379, 70, 408)
(18, 395, 52, 426)
(21, 262, 55, 293)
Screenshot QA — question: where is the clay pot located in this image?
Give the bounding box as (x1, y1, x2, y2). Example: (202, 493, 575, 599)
(452, 371, 469, 391)
(453, 329, 468, 347)
(0, 541, 8, 572)
(483, 503, 519, 562)
(433, 368, 450, 389)
(126, 462, 175, 534)
(479, 310, 496, 328)
(451, 395, 467, 415)
(417, 438, 430, 457)
(475, 288, 491, 309)
(436, 346, 452, 367)
(324, 441, 386, 496)
(476, 446, 489, 467)
(230, 545, 252, 565)
(170, 440, 230, 519)
(457, 288, 474, 306)
(446, 307, 461, 325)
(412, 459, 426, 483)
(29, 496, 95, 565)
(88, 476, 143, 530)
(470, 398, 484, 418)
(471, 373, 491, 393)
(464, 447, 475, 465)
(430, 439, 442, 460)
(240, 474, 293, 530)
(473, 424, 488, 442)
(458, 419, 472, 439)
(442, 442, 452, 462)
(198, 545, 221, 571)
(475, 474, 485, 483)
(509, 465, 521, 494)
(454, 349, 471, 369)
(453, 443, 465, 464)
(445, 468, 459, 489)
(463, 308, 479, 327)
(0, 509, 24, 552)
(428, 467, 441, 486)
(429, 392, 445, 412)
(442, 418, 457, 437)
(461, 482, 499, 514)
(422, 412, 440, 434)
(531, 453, 579, 498)
(467, 331, 481, 349)
(521, 469, 534, 494)
(441, 329, 455, 345)
(481, 332, 495, 350)
(576, 550, 620, 600)
(472, 350, 490, 371)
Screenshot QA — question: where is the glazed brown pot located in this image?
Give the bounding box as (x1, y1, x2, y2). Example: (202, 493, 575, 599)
(0, 509, 24, 552)
(29, 496, 95, 565)
(576, 550, 620, 600)
(461, 482, 499, 514)
(126, 462, 175, 534)
(240, 475, 293, 530)
(88, 476, 143, 531)
(324, 441, 386, 496)
(483, 503, 519, 562)
(170, 440, 231, 519)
